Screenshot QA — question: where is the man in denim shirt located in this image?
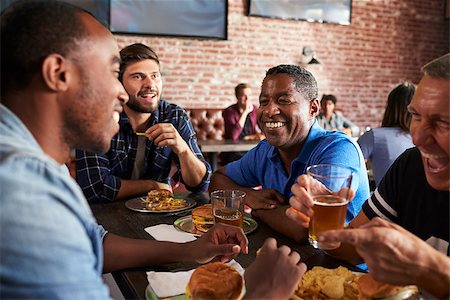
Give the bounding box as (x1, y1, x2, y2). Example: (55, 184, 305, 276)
(0, 2, 248, 298)
(76, 43, 211, 202)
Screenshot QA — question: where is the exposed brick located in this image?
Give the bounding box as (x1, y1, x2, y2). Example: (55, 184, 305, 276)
(115, 0, 449, 129)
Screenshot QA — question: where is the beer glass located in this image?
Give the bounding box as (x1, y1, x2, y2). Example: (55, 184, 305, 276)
(306, 164, 354, 249)
(210, 190, 245, 228)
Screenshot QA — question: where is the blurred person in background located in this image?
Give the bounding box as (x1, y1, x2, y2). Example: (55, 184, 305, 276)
(358, 82, 415, 186)
(220, 83, 264, 164)
(316, 94, 359, 136)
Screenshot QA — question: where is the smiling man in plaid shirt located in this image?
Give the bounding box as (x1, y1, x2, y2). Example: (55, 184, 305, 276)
(76, 43, 211, 202)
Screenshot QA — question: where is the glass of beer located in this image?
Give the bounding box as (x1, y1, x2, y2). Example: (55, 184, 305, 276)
(210, 190, 245, 228)
(306, 164, 354, 249)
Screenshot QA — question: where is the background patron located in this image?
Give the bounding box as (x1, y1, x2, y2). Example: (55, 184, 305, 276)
(358, 82, 415, 186)
(316, 94, 359, 136)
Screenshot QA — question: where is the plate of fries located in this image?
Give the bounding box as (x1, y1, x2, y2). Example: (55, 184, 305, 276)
(290, 266, 361, 300)
(125, 196, 196, 213)
(290, 266, 420, 300)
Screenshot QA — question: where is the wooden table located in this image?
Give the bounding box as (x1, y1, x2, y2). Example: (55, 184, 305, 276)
(91, 193, 362, 299)
(197, 139, 259, 170)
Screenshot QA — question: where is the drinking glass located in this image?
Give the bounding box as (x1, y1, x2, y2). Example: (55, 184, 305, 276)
(306, 164, 354, 249)
(210, 190, 245, 228)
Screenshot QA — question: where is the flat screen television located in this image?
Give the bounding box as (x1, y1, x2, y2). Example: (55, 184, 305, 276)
(0, 0, 110, 28)
(248, 0, 352, 26)
(110, 0, 228, 39)
(1, 0, 227, 40)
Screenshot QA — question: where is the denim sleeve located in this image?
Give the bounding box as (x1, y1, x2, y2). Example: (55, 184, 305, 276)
(76, 149, 121, 202)
(175, 112, 212, 192)
(0, 157, 110, 299)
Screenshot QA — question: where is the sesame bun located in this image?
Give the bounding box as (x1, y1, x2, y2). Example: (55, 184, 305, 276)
(186, 262, 243, 300)
(191, 204, 214, 233)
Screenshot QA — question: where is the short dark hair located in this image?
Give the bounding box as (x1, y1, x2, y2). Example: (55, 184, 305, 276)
(1, 0, 88, 95)
(235, 83, 250, 96)
(119, 43, 159, 82)
(320, 94, 337, 106)
(265, 65, 318, 101)
(421, 53, 450, 80)
(381, 82, 415, 131)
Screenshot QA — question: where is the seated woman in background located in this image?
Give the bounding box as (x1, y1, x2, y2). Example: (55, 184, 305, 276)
(358, 82, 415, 186)
(316, 94, 359, 136)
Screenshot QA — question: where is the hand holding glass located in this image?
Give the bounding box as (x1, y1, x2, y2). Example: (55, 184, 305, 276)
(211, 190, 245, 228)
(306, 164, 354, 250)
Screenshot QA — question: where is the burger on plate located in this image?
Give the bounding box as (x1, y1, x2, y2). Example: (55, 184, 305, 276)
(186, 262, 243, 300)
(191, 204, 214, 233)
(357, 273, 420, 300)
(146, 189, 173, 203)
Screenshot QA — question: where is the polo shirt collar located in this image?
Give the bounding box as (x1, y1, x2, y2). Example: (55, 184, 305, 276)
(266, 120, 327, 164)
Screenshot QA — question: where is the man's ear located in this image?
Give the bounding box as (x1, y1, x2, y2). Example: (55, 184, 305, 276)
(41, 54, 71, 92)
(310, 98, 320, 117)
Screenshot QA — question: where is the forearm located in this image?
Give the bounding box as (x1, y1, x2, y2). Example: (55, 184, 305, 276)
(254, 207, 308, 243)
(417, 248, 450, 298)
(116, 179, 171, 200)
(102, 233, 193, 273)
(178, 150, 207, 188)
(209, 170, 254, 194)
(238, 112, 249, 129)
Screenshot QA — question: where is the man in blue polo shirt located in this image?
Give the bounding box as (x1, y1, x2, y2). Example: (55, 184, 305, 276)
(209, 65, 370, 242)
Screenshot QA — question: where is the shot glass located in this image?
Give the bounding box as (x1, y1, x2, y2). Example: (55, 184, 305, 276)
(306, 164, 354, 250)
(210, 190, 245, 228)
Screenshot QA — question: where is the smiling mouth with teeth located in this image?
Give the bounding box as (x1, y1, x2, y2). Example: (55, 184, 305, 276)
(265, 122, 286, 129)
(420, 151, 449, 174)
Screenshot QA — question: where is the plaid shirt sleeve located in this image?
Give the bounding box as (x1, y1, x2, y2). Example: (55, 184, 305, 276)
(75, 149, 121, 203)
(173, 109, 212, 193)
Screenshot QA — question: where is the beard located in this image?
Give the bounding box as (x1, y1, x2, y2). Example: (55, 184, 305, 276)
(126, 95, 160, 113)
(62, 74, 115, 154)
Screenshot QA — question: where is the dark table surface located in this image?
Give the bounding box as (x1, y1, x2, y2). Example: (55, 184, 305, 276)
(90, 192, 362, 300)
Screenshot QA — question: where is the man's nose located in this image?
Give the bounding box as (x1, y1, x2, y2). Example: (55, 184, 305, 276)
(118, 84, 129, 105)
(263, 100, 280, 117)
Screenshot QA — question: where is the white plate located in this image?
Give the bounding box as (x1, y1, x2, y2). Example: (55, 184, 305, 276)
(125, 196, 196, 213)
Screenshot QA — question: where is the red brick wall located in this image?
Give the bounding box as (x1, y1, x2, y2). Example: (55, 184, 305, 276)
(115, 0, 449, 130)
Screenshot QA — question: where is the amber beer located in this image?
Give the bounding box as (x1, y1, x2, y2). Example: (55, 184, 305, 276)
(308, 195, 349, 249)
(213, 207, 243, 228)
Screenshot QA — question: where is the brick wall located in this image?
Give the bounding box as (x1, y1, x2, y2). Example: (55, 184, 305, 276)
(115, 0, 449, 130)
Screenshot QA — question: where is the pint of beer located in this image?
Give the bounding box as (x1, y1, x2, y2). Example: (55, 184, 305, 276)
(211, 190, 245, 228)
(309, 195, 349, 249)
(306, 164, 354, 249)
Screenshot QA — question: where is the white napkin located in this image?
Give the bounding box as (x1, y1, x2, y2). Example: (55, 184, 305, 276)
(146, 260, 244, 298)
(144, 224, 196, 243)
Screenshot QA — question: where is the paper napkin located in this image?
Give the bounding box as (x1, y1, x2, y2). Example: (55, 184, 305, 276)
(144, 224, 196, 243)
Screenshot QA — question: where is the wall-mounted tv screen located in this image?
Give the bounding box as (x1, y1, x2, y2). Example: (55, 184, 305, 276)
(248, 0, 351, 26)
(0, 0, 110, 28)
(110, 0, 228, 39)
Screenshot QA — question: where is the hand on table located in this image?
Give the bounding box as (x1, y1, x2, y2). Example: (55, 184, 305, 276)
(190, 223, 248, 264)
(244, 238, 306, 300)
(286, 174, 354, 227)
(318, 217, 450, 294)
(145, 123, 189, 155)
(246, 188, 285, 210)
